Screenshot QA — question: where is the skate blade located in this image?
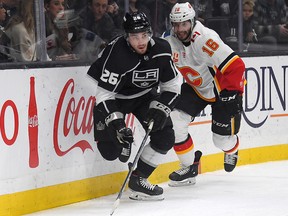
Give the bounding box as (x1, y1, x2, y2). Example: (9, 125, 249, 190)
(129, 190, 164, 201)
(168, 177, 196, 187)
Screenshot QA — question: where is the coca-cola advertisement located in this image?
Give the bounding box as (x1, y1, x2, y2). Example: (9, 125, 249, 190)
(0, 66, 143, 196)
(28, 77, 39, 168)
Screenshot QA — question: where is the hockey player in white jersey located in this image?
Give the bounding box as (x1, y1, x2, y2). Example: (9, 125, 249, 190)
(163, 2, 245, 187)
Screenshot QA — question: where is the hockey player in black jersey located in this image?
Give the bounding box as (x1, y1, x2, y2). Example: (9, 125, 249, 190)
(87, 12, 180, 200)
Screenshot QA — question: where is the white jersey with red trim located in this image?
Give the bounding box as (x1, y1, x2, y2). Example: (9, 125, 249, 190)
(164, 21, 245, 101)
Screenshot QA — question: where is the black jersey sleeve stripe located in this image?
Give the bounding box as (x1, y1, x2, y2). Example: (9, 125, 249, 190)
(102, 42, 116, 74)
(152, 53, 171, 58)
(170, 60, 178, 77)
(96, 99, 119, 117)
(218, 52, 237, 71)
(168, 93, 180, 106)
(208, 66, 216, 77)
(158, 91, 180, 110)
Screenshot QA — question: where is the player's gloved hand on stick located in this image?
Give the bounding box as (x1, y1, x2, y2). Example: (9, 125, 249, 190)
(219, 89, 243, 117)
(108, 118, 133, 146)
(145, 100, 171, 132)
(105, 112, 133, 163)
(116, 127, 133, 146)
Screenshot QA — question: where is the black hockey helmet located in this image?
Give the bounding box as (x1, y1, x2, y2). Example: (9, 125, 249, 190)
(123, 12, 152, 34)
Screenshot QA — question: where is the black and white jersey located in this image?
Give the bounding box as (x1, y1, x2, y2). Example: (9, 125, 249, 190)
(87, 35, 180, 105)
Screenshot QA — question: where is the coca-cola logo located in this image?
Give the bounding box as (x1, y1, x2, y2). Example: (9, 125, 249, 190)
(53, 78, 137, 156)
(53, 78, 95, 156)
(0, 77, 136, 169)
(28, 115, 38, 127)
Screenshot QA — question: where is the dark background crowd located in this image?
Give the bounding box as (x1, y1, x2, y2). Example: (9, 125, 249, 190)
(0, 0, 288, 63)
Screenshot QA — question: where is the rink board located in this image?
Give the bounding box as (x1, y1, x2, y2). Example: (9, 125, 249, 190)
(0, 56, 288, 215)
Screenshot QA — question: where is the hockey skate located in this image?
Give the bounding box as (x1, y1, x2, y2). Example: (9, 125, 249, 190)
(128, 172, 164, 201)
(168, 150, 202, 187)
(224, 150, 238, 172)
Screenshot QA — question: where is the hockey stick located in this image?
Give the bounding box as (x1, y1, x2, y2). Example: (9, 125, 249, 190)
(110, 120, 154, 216)
(194, 150, 202, 164)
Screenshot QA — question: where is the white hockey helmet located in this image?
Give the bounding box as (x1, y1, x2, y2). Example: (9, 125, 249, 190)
(170, 2, 196, 23)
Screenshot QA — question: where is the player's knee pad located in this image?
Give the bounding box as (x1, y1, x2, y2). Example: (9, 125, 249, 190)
(170, 109, 193, 143)
(97, 141, 121, 161)
(150, 125, 175, 153)
(212, 133, 238, 152)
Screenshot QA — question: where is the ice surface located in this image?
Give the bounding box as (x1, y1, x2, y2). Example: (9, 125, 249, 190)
(28, 161, 288, 216)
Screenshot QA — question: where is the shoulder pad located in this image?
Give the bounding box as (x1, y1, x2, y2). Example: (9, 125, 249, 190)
(152, 37, 172, 53)
(108, 35, 121, 46)
(161, 30, 171, 38)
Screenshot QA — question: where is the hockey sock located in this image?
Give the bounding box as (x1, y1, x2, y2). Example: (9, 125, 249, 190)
(173, 135, 195, 167)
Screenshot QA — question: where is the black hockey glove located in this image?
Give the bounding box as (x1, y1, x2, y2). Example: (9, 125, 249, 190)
(106, 113, 134, 146)
(145, 100, 171, 132)
(116, 126, 133, 146)
(219, 90, 243, 117)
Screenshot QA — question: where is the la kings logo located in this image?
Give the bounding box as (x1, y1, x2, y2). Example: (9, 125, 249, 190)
(132, 69, 159, 88)
(96, 121, 105, 130)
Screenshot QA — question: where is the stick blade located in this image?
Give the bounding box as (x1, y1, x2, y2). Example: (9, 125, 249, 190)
(194, 150, 202, 162)
(110, 198, 120, 216)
